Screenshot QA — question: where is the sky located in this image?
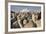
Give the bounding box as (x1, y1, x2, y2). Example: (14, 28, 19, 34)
(11, 5, 41, 12)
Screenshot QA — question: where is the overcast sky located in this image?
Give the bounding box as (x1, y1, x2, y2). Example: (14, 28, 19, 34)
(11, 5, 41, 12)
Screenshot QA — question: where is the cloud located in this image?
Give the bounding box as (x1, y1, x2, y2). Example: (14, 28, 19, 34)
(20, 8, 30, 12)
